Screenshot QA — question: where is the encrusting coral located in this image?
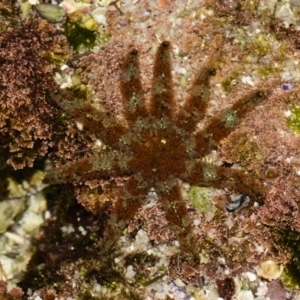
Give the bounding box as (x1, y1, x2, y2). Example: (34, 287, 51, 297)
(46, 40, 270, 253)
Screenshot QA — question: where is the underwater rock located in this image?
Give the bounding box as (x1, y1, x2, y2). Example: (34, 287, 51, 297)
(36, 4, 65, 23)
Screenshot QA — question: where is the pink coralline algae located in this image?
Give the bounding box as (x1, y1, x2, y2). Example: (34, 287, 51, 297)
(0, 19, 71, 169)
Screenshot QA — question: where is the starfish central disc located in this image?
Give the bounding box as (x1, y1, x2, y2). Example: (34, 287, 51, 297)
(127, 120, 188, 181)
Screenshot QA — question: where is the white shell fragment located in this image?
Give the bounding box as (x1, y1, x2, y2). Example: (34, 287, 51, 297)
(256, 260, 284, 280)
(125, 265, 136, 280)
(36, 4, 65, 23)
(245, 271, 257, 282)
(59, 0, 91, 14)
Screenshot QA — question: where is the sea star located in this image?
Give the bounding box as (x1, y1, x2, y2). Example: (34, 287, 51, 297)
(46, 41, 266, 250)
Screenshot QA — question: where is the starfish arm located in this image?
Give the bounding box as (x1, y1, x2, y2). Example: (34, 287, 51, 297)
(71, 104, 126, 146)
(176, 66, 215, 132)
(120, 49, 147, 122)
(44, 152, 129, 185)
(157, 181, 193, 251)
(157, 181, 189, 228)
(113, 175, 148, 222)
(195, 89, 265, 156)
(150, 41, 175, 119)
(214, 166, 266, 200)
(50, 88, 126, 146)
(182, 161, 265, 200)
(178, 160, 205, 186)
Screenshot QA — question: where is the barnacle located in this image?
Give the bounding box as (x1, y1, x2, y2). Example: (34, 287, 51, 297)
(256, 260, 283, 280)
(46, 41, 268, 252)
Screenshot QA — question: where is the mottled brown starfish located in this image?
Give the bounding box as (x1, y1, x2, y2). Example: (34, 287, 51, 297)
(46, 41, 266, 249)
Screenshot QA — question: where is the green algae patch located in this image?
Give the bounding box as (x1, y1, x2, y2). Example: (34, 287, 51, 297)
(221, 74, 238, 92)
(0, 7, 12, 17)
(64, 21, 97, 51)
(46, 51, 70, 65)
(237, 139, 261, 165)
(258, 67, 280, 77)
(281, 269, 300, 291)
(251, 34, 271, 56)
(287, 104, 300, 133)
(273, 228, 300, 291)
(225, 135, 262, 169)
(0, 3, 19, 29)
(188, 186, 213, 213)
(178, 9, 191, 18)
(67, 85, 88, 101)
(272, 226, 300, 291)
